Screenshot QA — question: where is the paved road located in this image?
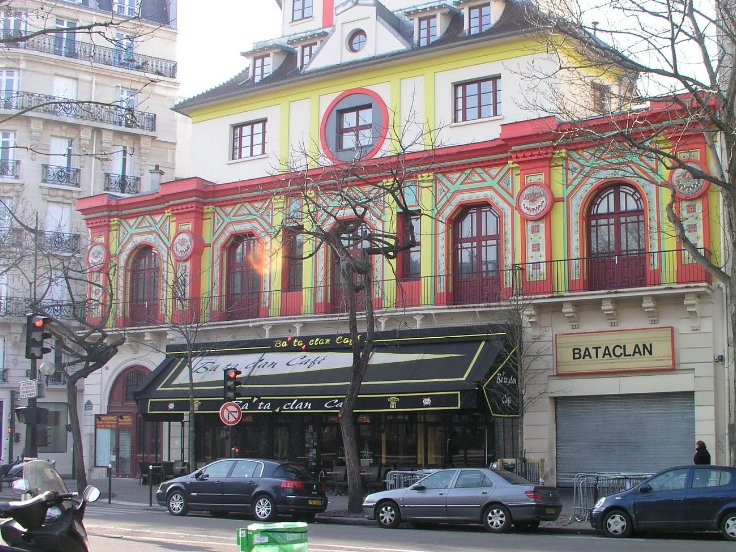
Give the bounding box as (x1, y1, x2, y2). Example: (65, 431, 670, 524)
(85, 503, 735, 552)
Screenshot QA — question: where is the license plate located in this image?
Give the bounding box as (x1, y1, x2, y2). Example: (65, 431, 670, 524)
(546, 508, 557, 514)
(309, 499, 321, 506)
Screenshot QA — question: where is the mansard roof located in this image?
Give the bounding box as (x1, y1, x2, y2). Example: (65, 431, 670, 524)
(174, 0, 539, 113)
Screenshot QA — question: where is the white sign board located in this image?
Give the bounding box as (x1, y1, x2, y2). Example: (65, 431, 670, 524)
(19, 379, 38, 399)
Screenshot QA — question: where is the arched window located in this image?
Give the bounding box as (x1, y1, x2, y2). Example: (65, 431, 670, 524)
(129, 246, 159, 326)
(226, 235, 261, 320)
(588, 184, 646, 290)
(452, 204, 501, 304)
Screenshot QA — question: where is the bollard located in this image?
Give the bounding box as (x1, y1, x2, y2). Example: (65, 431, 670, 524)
(149, 464, 153, 507)
(107, 464, 112, 504)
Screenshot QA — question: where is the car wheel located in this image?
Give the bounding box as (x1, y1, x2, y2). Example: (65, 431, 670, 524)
(167, 490, 188, 516)
(252, 495, 277, 522)
(376, 500, 401, 529)
(483, 504, 512, 533)
(602, 509, 632, 538)
(720, 511, 736, 540)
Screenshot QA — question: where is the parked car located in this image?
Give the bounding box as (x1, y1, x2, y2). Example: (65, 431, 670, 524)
(362, 467, 561, 532)
(156, 458, 327, 520)
(590, 465, 736, 540)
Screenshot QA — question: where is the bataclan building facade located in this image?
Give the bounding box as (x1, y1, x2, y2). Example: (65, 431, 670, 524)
(77, 0, 728, 484)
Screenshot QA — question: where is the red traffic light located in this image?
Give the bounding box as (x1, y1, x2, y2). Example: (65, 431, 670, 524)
(226, 368, 242, 380)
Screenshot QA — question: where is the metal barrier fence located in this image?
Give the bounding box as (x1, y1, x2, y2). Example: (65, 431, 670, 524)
(385, 470, 438, 490)
(571, 473, 653, 521)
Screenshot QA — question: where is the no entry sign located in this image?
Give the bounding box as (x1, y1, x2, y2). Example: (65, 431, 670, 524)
(219, 401, 243, 426)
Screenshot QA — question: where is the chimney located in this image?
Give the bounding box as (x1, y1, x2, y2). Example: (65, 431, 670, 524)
(149, 164, 164, 191)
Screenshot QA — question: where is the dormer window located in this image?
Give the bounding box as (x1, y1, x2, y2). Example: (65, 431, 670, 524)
(348, 30, 367, 53)
(292, 0, 313, 21)
(253, 54, 271, 83)
(468, 3, 490, 34)
(418, 15, 437, 46)
(301, 42, 316, 68)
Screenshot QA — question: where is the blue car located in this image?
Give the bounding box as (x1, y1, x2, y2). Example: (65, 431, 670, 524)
(590, 465, 736, 540)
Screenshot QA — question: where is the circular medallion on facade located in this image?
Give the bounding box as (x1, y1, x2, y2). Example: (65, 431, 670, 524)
(87, 243, 107, 269)
(516, 183, 553, 220)
(172, 230, 195, 261)
(669, 163, 709, 199)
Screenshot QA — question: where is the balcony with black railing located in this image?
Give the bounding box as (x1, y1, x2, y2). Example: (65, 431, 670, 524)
(41, 231, 81, 254)
(0, 297, 31, 318)
(104, 173, 140, 194)
(4, 33, 177, 78)
(0, 159, 20, 179)
(104, 249, 713, 328)
(41, 164, 81, 187)
(0, 91, 156, 132)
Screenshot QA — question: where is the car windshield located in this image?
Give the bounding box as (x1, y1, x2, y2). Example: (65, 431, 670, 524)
(274, 463, 314, 481)
(491, 469, 534, 485)
(22, 459, 67, 496)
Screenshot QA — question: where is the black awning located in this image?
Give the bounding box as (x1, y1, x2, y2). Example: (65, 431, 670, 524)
(135, 326, 518, 419)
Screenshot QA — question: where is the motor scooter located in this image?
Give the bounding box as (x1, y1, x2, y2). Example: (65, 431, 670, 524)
(0, 459, 99, 552)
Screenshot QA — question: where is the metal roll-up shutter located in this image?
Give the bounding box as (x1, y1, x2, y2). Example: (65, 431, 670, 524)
(555, 392, 694, 485)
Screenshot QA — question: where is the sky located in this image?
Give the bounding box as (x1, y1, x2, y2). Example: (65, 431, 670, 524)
(176, 2, 283, 99)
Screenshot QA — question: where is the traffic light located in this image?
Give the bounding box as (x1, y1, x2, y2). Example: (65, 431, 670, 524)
(223, 368, 242, 401)
(25, 313, 53, 360)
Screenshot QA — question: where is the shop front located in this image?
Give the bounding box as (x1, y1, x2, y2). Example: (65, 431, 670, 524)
(135, 327, 520, 472)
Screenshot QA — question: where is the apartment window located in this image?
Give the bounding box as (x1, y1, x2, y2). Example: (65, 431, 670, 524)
(292, 0, 313, 21)
(0, 131, 16, 164)
(454, 76, 501, 122)
(232, 120, 267, 159)
(37, 402, 68, 453)
(0, 11, 26, 40)
(338, 105, 373, 150)
(253, 54, 271, 83)
(114, 33, 135, 67)
(400, 213, 421, 280)
(283, 227, 304, 291)
(418, 15, 437, 46)
(592, 82, 612, 113)
(53, 18, 76, 58)
(468, 3, 491, 34)
(348, 30, 367, 52)
(0, 69, 18, 103)
(49, 137, 74, 169)
(301, 42, 317, 68)
(115, 0, 138, 17)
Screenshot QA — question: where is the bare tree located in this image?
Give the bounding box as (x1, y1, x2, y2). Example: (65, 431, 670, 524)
(276, 114, 443, 512)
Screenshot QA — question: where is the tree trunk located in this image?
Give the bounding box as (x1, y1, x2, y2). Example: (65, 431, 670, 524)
(187, 358, 196, 470)
(338, 266, 376, 513)
(67, 376, 88, 492)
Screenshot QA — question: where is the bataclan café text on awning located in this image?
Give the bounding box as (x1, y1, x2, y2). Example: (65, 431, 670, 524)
(134, 327, 519, 419)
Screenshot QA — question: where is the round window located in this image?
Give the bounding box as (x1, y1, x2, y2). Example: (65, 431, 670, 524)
(348, 30, 367, 52)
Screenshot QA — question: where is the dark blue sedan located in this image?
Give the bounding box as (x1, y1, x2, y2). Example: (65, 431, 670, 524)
(590, 465, 736, 540)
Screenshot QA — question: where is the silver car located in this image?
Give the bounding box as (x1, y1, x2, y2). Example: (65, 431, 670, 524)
(362, 468, 561, 532)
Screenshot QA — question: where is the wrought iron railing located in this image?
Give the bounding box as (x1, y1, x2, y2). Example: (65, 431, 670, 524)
(0, 159, 20, 179)
(103, 249, 712, 328)
(104, 173, 140, 194)
(0, 297, 31, 318)
(0, 91, 156, 132)
(44, 371, 67, 386)
(41, 231, 81, 254)
(5, 34, 177, 78)
(41, 164, 81, 187)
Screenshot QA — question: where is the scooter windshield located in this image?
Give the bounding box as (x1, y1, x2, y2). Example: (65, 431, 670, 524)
(22, 460, 67, 497)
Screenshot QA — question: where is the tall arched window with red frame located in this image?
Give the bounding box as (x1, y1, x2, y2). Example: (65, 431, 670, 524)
(129, 246, 159, 326)
(452, 204, 502, 304)
(226, 235, 261, 320)
(587, 184, 646, 290)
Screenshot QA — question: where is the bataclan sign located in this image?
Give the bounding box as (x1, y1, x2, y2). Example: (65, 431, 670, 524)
(556, 327, 674, 374)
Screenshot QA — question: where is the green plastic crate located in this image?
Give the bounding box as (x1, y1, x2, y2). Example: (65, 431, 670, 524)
(238, 522, 308, 552)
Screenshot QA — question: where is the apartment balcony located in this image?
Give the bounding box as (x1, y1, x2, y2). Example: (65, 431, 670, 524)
(41, 231, 81, 254)
(104, 173, 140, 194)
(0, 297, 31, 318)
(5, 34, 177, 78)
(109, 249, 712, 328)
(41, 164, 81, 187)
(0, 159, 20, 179)
(0, 92, 156, 132)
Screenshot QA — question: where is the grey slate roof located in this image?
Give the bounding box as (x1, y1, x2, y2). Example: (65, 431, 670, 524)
(174, 0, 542, 113)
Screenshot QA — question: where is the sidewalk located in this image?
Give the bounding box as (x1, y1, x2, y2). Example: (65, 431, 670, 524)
(0, 476, 593, 533)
